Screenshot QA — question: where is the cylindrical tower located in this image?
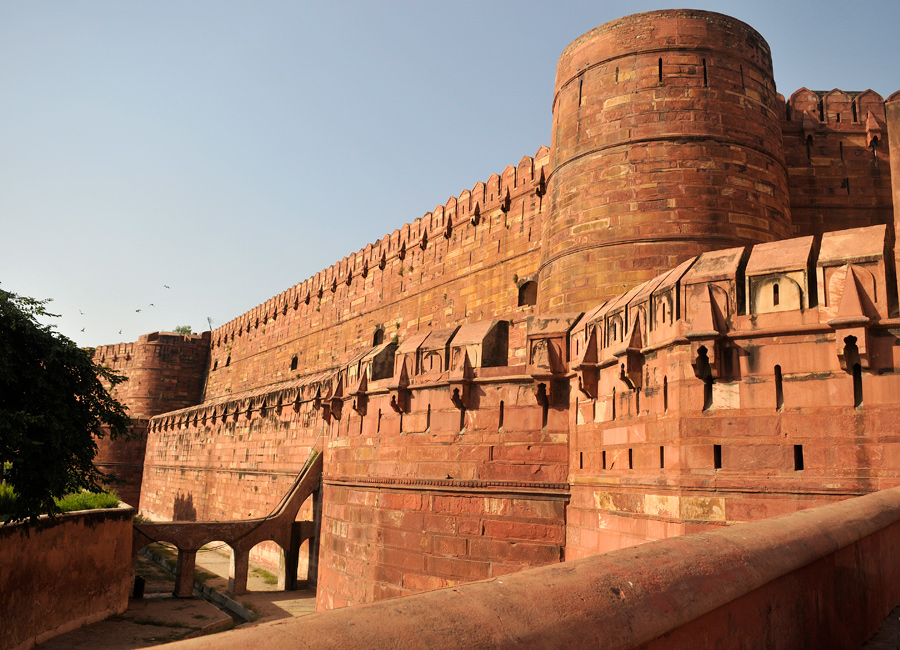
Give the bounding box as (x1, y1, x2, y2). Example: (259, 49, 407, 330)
(538, 10, 791, 314)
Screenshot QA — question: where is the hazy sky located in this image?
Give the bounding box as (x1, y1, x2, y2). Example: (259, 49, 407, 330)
(2, 1, 898, 347)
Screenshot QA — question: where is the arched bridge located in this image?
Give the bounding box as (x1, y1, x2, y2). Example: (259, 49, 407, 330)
(132, 452, 323, 597)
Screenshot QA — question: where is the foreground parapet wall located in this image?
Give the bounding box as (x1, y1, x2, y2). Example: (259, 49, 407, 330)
(1, 505, 133, 650)
(157, 487, 900, 650)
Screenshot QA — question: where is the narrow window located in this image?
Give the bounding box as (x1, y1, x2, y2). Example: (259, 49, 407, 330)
(290, 355, 298, 371)
(660, 446, 665, 469)
(399, 412, 404, 433)
(794, 445, 804, 471)
(427, 404, 431, 430)
(775, 365, 784, 411)
(578, 78, 583, 106)
(739, 65, 745, 91)
(836, 112, 841, 123)
(628, 448, 633, 470)
(663, 376, 669, 412)
(703, 377, 713, 411)
(498, 400, 504, 429)
(714, 444, 722, 469)
(701, 58, 708, 87)
(602, 450, 607, 470)
(658, 58, 663, 83)
(839, 141, 844, 161)
(818, 98, 825, 122)
(579, 452, 584, 470)
(852, 100, 858, 122)
(615, 66, 619, 84)
(373, 328, 384, 346)
(226, 355, 231, 367)
(773, 283, 780, 306)
(377, 408, 382, 433)
(611, 388, 616, 420)
(213, 360, 218, 371)
(853, 363, 863, 408)
(635, 389, 640, 414)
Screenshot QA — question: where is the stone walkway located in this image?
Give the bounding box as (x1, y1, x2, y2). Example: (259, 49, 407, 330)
(36, 545, 316, 649)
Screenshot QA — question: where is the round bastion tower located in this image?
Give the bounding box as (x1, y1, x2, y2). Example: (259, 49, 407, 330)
(538, 9, 791, 314)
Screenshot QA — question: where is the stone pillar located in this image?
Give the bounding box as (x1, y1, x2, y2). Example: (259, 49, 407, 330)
(228, 547, 250, 595)
(174, 549, 197, 598)
(307, 487, 323, 587)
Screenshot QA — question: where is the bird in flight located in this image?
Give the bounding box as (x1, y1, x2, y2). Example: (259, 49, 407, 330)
(164, 285, 170, 289)
(135, 309, 142, 313)
(79, 309, 84, 315)
(118, 330, 122, 334)
(81, 327, 85, 332)
(149, 303, 155, 307)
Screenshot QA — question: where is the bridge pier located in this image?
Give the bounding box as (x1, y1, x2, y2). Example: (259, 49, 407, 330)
(174, 549, 197, 597)
(228, 546, 250, 595)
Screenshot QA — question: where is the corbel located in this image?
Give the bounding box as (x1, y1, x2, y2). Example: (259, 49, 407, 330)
(449, 350, 474, 410)
(612, 314, 644, 389)
(571, 326, 599, 398)
(387, 358, 411, 413)
(827, 265, 873, 371)
(685, 285, 727, 380)
(350, 372, 368, 416)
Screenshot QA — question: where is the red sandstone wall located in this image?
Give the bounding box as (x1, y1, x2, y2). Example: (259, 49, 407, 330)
(539, 9, 791, 313)
(93, 332, 210, 507)
(566, 225, 900, 558)
(1, 505, 133, 650)
(780, 88, 894, 236)
(204, 150, 549, 401)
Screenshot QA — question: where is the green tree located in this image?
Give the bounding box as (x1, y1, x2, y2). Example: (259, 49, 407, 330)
(0, 288, 131, 522)
(173, 325, 192, 335)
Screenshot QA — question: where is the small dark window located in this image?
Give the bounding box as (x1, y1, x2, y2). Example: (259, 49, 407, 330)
(602, 450, 607, 470)
(225, 355, 231, 367)
(701, 58, 708, 87)
(290, 355, 298, 371)
(794, 445, 804, 471)
(818, 98, 825, 122)
(579, 452, 584, 470)
(628, 448, 633, 470)
(663, 376, 669, 412)
(658, 58, 663, 83)
(611, 388, 616, 420)
(773, 283, 780, 306)
(703, 377, 713, 411)
(498, 401, 504, 429)
(517, 281, 537, 307)
(373, 328, 385, 346)
(853, 363, 863, 408)
(739, 65, 745, 91)
(213, 360, 218, 371)
(852, 100, 858, 122)
(714, 444, 722, 469)
(840, 141, 844, 161)
(775, 365, 784, 411)
(615, 66, 619, 84)
(660, 446, 665, 469)
(427, 404, 431, 430)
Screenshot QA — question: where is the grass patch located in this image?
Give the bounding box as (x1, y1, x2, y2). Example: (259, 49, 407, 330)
(56, 489, 119, 512)
(251, 567, 279, 585)
(240, 601, 262, 616)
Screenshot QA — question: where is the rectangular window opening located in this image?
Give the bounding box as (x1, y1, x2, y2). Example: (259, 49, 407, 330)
(579, 451, 584, 470)
(628, 448, 633, 470)
(602, 450, 607, 470)
(660, 446, 665, 469)
(775, 365, 784, 411)
(794, 444, 804, 471)
(714, 444, 722, 469)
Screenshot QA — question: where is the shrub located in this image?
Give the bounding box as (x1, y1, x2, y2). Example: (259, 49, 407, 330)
(55, 490, 119, 513)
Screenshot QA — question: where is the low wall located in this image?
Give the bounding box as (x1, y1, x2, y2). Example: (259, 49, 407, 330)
(0, 504, 134, 650)
(160, 487, 900, 649)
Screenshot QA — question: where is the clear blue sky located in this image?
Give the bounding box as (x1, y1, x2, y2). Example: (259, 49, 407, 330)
(1, 1, 898, 347)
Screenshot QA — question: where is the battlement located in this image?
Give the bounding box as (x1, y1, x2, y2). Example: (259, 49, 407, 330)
(209, 147, 550, 350)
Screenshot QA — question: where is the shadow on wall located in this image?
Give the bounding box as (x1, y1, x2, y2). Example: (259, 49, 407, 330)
(173, 492, 197, 521)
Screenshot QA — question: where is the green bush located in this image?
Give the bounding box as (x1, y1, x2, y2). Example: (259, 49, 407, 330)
(55, 490, 119, 513)
(0, 484, 16, 515)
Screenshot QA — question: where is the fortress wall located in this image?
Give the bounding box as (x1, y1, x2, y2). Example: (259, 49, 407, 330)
(203, 149, 549, 401)
(317, 378, 568, 609)
(781, 89, 894, 236)
(566, 225, 900, 558)
(539, 9, 791, 314)
(92, 332, 210, 505)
